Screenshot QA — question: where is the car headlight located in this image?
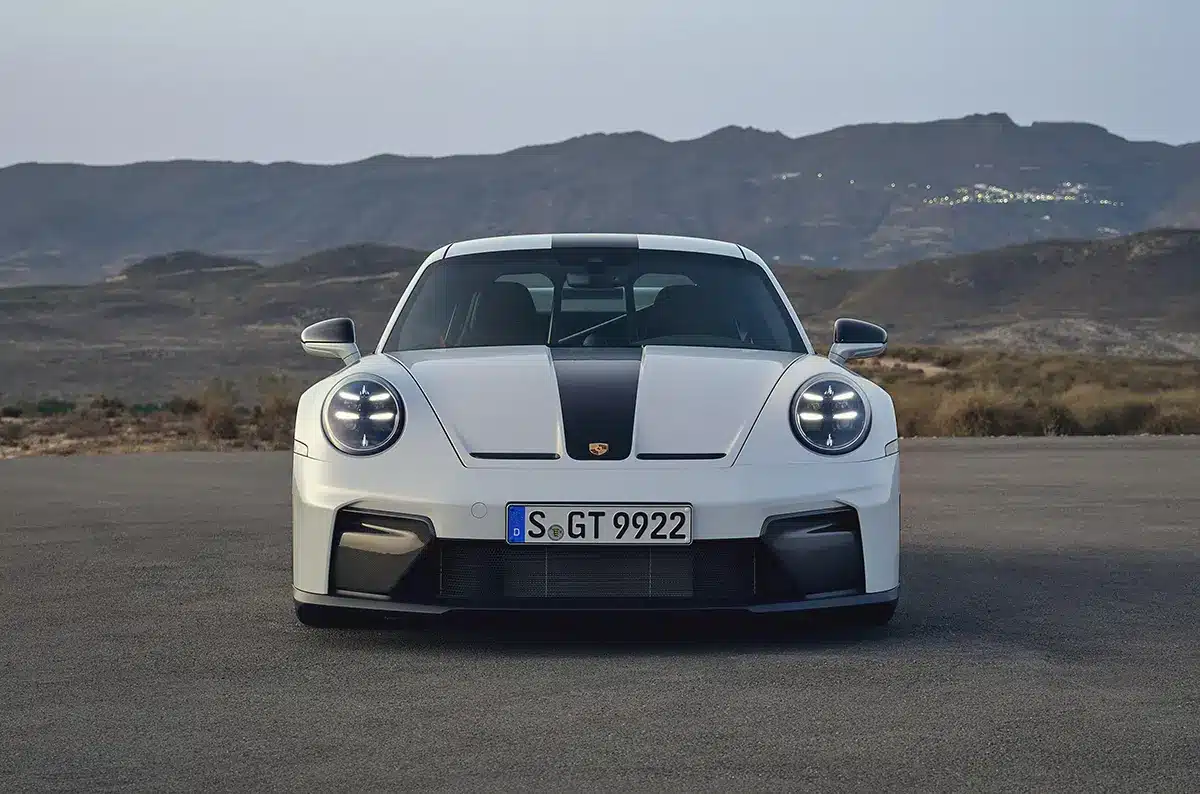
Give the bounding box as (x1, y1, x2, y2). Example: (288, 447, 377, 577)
(321, 374, 405, 455)
(790, 374, 872, 455)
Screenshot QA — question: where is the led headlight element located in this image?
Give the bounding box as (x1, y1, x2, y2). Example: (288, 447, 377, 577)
(790, 374, 872, 454)
(322, 374, 405, 455)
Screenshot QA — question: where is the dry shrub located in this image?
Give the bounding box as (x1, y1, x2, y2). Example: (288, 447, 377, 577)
(198, 379, 240, 440)
(167, 396, 201, 416)
(1142, 389, 1200, 434)
(1034, 400, 1083, 436)
(884, 346, 928, 363)
(929, 388, 1045, 437)
(0, 420, 26, 445)
(927, 348, 968, 369)
(856, 345, 1200, 437)
(885, 381, 943, 436)
(133, 412, 172, 435)
(1061, 385, 1156, 435)
(87, 395, 127, 418)
(1, 405, 22, 419)
(921, 386, 1150, 437)
(255, 373, 300, 448)
(884, 377, 1080, 438)
(61, 415, 113, 440)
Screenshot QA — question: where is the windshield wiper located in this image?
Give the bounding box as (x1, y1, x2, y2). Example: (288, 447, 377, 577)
(552, 313, 628, 345)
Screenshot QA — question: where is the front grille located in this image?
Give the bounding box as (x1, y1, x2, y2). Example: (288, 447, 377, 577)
(433, 540, 757, 606)
(372, 507, 867, 608)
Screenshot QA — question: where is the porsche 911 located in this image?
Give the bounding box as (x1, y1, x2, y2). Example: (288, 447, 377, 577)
(290, 233, 900, 627)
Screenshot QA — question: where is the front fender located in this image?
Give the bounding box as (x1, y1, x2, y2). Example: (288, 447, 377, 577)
(734, 356, 898, 466)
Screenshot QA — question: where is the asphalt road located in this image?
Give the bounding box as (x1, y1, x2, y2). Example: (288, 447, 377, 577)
(2, 437, 1198, 793)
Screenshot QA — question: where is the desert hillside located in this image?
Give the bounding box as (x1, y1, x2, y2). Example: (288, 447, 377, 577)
(0, 228, 1197, 403)
(3, 113, 1199, 286)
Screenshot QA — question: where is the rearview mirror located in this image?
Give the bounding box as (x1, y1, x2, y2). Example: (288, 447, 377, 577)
(301, 317, 361, 366)
(828, 318, 887, 366)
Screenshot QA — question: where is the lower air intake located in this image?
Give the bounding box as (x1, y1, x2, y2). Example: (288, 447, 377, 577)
(436, 540, 757, 604)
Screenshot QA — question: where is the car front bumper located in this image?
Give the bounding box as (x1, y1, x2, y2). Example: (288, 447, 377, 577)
(292, 450, 900, 613)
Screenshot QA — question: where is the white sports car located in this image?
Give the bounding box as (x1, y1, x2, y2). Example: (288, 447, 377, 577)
(291, 233, 900, 627)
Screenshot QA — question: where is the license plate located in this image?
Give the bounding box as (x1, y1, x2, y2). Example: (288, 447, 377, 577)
(506, 503, 692, 545)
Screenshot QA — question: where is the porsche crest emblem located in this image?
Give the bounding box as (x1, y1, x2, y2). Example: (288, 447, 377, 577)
(588, 442, 609, 456)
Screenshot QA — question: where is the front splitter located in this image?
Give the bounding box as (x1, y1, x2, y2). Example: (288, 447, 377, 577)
(293, 586, 900, 615)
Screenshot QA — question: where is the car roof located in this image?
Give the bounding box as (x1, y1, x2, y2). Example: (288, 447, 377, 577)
(433, 233, 754, 263)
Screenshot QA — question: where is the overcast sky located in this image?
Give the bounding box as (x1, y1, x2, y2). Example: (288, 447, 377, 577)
(2, 0, 1196, 166)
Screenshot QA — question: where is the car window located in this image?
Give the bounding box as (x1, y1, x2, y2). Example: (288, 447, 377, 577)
(383, 249, 806, 353)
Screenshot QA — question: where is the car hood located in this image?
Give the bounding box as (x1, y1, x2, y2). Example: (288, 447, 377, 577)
(389, 345, 804, 467)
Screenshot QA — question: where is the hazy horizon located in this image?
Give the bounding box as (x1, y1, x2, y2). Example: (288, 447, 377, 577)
(4, 111, 1197, 169)
(3, 0, 1198, 167)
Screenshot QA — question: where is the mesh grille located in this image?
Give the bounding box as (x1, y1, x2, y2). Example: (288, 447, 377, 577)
(436, 540, 757, 604)
(370, 507, 867, 607)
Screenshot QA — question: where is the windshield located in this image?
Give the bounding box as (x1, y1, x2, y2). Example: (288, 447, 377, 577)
(382, 248, 807, 353)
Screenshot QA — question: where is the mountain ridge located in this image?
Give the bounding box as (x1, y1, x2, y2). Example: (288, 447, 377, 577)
(2, 113, 1199, 287)
(12, 113, 1193, 168)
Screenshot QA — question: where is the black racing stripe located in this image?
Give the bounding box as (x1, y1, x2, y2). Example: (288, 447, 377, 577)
(550, 348, 642, 461)
(551, 233, 639, 249)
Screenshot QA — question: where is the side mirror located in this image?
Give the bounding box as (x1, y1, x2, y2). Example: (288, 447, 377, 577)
(301, 318, 361, 366)
(828, 317, 887, 366)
